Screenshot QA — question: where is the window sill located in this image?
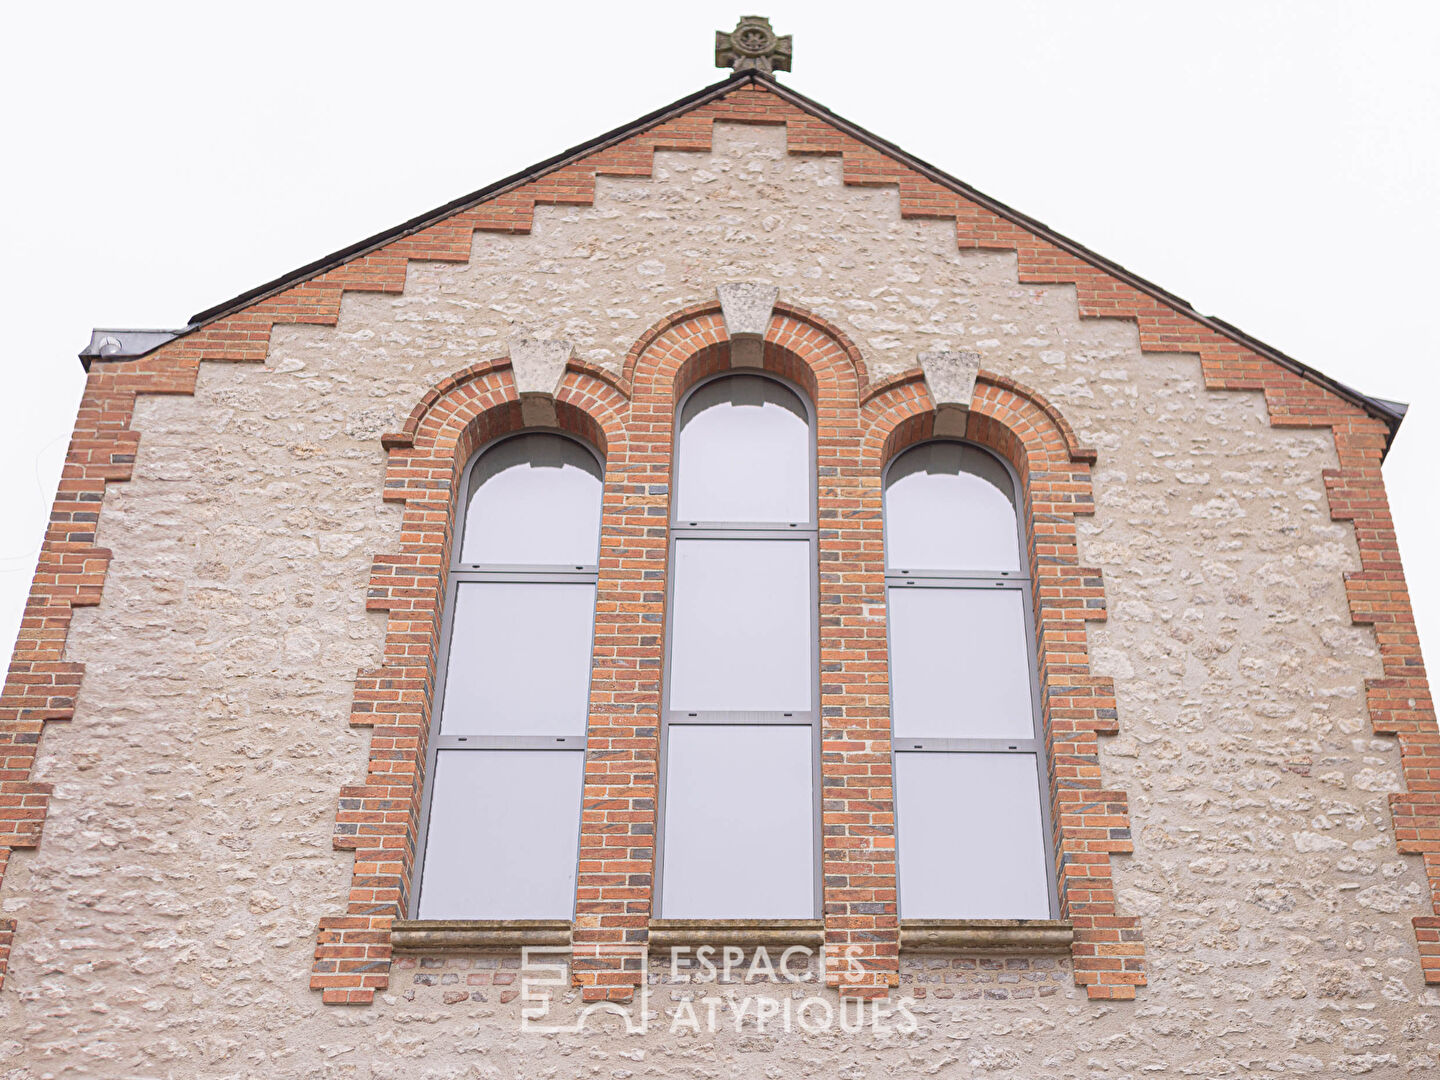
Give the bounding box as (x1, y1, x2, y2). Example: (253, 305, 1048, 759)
(388, 918, 1073, 954)
(900, 918, 1073, 953)
(647, 919, 826, 951)
(390, 919, 572, 952)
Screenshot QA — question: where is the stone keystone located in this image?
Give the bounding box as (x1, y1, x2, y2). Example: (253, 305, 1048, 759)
(716, 282, 779, 369)
(508, 335, 574, 427)
(918, 349, 982, 438)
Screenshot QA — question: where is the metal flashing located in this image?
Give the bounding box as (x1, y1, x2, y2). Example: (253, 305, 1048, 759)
(79, 328, 186, 367)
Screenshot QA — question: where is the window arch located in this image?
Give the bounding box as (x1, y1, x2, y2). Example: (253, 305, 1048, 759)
(656, 373, 821, 918)
(884, 440, 1057, 919)
(411, 431, 603, 919)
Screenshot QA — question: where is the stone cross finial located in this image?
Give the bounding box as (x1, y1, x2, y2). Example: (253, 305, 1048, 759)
(715, 16, 792, 74)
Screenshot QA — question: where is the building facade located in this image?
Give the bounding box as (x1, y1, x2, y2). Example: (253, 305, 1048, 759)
(2, 33, 1437, 1076)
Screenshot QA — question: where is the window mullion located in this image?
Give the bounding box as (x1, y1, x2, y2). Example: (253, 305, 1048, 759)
(433, 735, 588, 751)
(450, 568, 598, 584)
(670, 526, 815, 539)
(885, 571, 1029, 586)
(893, 739, 1042, 753)
(665, 712, 817, 725)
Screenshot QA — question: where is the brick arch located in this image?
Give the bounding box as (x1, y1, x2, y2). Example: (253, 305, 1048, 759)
(622, 301, 867, 409)
(864, 368, 1095, 467)
(669, 340, 821, 407)
(383, 356, 624, 458)
(860, 373, 1145, 1000)
(311, 362, 627, 1005)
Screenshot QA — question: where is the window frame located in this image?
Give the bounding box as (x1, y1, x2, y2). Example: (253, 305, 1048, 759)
(409, 429, 602, 920)
(654, 370, 824, 919)
(883, 439, 1061, 920)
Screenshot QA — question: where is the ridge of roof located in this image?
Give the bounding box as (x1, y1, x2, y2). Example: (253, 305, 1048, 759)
(86, 68, 1406, 450)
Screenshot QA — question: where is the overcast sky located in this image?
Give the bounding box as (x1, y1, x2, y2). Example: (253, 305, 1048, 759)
(2, 2, 1436, 673)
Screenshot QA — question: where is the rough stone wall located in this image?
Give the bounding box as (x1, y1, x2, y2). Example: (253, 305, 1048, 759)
(0, 122, 1433, 1074)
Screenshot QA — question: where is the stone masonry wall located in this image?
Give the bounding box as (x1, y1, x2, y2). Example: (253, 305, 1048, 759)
(0, 120, 1434, 1074)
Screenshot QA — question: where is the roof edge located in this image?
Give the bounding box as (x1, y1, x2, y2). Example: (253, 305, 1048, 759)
(184, 69, 757, 327)
(86, 68, 1404, 451)
(753, 76, 1406, 449)
(79, 328, 186, 370)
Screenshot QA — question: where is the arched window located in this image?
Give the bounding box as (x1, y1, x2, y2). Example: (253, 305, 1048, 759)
(412, 432, 603, 919)
(657, 374, 819, 918)
(884, 441, 1056, 919)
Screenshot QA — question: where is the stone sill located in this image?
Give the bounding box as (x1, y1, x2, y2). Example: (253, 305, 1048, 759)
(387, 918, 1073, 954)
(900, 919, 1073, 953)
(390, 919, 571, 952)
(648, 919, 826, 951)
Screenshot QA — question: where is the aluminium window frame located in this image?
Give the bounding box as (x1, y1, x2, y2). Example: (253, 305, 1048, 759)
(653, 370, 824, 919)
(408, 429, 603, 921)
(883, 439, 1061, 920)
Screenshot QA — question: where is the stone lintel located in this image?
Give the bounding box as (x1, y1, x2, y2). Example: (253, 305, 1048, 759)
(390, 919, 572, 952)
(899, 918, 1074, 954)
(716, 282, 779, 369)
(648, 919, 826, 951)
(918, 348, 982, 438)
(508, 335, 574, 426)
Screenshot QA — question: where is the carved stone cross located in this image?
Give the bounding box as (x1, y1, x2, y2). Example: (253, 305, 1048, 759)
(715, 16, 792, 74)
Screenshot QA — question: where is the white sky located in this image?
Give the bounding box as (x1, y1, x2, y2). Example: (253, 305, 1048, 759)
(1, 2, 1437, 672)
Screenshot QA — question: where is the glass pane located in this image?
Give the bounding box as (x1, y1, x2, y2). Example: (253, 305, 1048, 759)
(461, 433, 603, 566)
(417, 749, 583, 919)
(888, 586, 1034, 739)
(895, 752, 1050, 918)
(669, 539, 811, 712)
(675, 375, 810, 523)
(884, 442, 1020, 572)
(661, 725, 814, 917)
(440, 582, 595, 736)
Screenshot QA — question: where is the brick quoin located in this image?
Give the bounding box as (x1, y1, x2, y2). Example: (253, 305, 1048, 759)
(2, 76, 1432, 995)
